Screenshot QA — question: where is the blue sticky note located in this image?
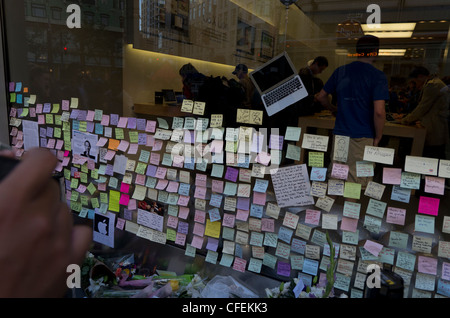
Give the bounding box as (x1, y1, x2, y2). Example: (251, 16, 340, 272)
(391, 185, 411, 203)
(302, 258, 319, 276)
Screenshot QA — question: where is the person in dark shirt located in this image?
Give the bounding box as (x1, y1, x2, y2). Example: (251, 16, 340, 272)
(316, 35, 389, 190)
(295, 56, 329, 116)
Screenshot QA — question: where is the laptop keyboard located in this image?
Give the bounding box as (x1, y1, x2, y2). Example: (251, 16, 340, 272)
(263, 76, 303, 107)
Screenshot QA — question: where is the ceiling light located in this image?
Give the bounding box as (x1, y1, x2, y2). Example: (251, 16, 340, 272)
(361, 23, 416, 32)
(361, 22, 416, 38)
(363, 31, 414, 38)
(378, 49, 406, 56)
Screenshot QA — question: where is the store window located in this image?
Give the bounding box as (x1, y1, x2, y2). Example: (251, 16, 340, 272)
(1, 0, 450, 300)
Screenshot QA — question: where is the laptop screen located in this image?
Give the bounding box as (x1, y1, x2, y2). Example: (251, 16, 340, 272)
(251, 54, 295, 93)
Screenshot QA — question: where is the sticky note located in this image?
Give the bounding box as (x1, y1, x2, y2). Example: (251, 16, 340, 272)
(343, 182, 361, 200)
(418, 196, 440, 216)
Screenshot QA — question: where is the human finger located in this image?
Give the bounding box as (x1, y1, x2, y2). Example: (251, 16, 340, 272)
(3, 148, 57, 201)
(70, 225, 92, 265)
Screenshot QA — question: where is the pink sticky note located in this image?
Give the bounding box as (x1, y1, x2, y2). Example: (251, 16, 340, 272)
(119, 193, 130, 206)
(166, 181, 179, 193)
(167, 215, 178, 229)
(120, 182, 130, 193)
(305, 209, 320, 225)
(177, 195, 190, 207)
(195, 173, 208, 187)
(424, 176, 445, 195)
(117, 117, 128, 128)
(155, 179, 168, 190)
(232, 257, 247, 273)
(178, 207, 190, 219)
(253, 192, 266, 205)
(364, 240, 384, 257)
(145, 120, 156, 133)
(194, 186, 207, 199)
(418, 196, 440, 216)
(386, 207, 406, 225)
(223, 213, 236, 228)
(175, 233, 186, 246)
(331, 163, 349, 180)
(116, 218, 125, 230)
(128, 199, 137, 210)
(442, 263, 450, 281)
(194, 210, 206, 224)
(236, 209, 249, 221)
(418, 255, 438, 275)
(193, 222, 205, 237)
(340, 217, 358, 232)
(211, 180, 224, 193)
(382, 168, 402, 185)
(261, 218, 275, 232)
(190, 235, 204, 249)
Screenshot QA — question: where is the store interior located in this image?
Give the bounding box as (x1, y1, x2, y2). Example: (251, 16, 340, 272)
(2, 0, 450, 299)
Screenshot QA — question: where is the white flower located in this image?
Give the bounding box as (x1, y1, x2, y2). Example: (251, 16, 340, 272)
(87, 277, 107, 296)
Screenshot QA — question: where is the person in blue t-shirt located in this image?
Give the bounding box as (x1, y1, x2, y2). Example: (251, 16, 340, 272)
(316, 35, 389, 189)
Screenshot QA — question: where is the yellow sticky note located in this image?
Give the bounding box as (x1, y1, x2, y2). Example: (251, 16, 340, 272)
(250, 110, 263, 125)
(70, 97, 79, 108)
(210, 114, 223, 128)
(193, 101, 206, 115)
(51, 103, 60, 113)
(236, 109, 250, 124)
(181, 99, 194, 113)
(205, 219, 221, 238)
(109, 190, 120, 212)
(343, 182, 362, 200)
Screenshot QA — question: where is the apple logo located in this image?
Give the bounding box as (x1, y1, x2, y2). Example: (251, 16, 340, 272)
(98, 219, 108, 235)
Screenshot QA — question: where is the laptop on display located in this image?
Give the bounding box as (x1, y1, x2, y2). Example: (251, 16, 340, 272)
(249, 52, 308, 116)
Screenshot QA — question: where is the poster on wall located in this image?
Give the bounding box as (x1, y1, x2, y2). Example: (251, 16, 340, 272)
(236, 19, 255, 56)
(72, 130, 99, 162)
(260, 31, 274, 60)
(93, 211, 116, 248)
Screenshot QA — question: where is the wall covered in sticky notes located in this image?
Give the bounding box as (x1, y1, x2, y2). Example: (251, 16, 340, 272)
(6, 81, 450, 298)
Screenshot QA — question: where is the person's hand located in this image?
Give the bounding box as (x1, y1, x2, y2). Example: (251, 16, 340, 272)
(0, 148, 92, 297)
(373, 136, 382, 147)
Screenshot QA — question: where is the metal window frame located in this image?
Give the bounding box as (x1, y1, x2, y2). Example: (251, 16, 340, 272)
(0, 0, 10, 146)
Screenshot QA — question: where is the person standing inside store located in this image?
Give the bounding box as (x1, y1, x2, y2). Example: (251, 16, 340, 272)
(179, 63, 206, 100)
(295, 56, 329, 116)
(232, 64, 255, 109)
(399, 66, 449, 160)
(316, 35, 389, 189)
(0, 147, 92, 297)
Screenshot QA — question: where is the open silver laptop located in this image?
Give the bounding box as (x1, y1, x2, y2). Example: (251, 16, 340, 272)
(249, 52, 308, 116)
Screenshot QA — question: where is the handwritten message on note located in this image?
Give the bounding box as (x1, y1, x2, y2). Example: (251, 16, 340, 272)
(363, 146, 395, 165)
(270, 164, 314, 208)
(404, 155, 438, 176)
(301, 134, 329, 152)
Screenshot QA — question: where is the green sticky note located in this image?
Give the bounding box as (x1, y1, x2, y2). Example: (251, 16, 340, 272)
(87, 183, 97, 195)
(166, 228, 177, 241)
(108, 190, 120, 212)
(91, 197, 100, 209)
(343, 182, 361, 200)
(286, 144, 301, 161)
(115, 128, 124, 140)
(129, 131, 139, 143)
(308, 152, 324, 167)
